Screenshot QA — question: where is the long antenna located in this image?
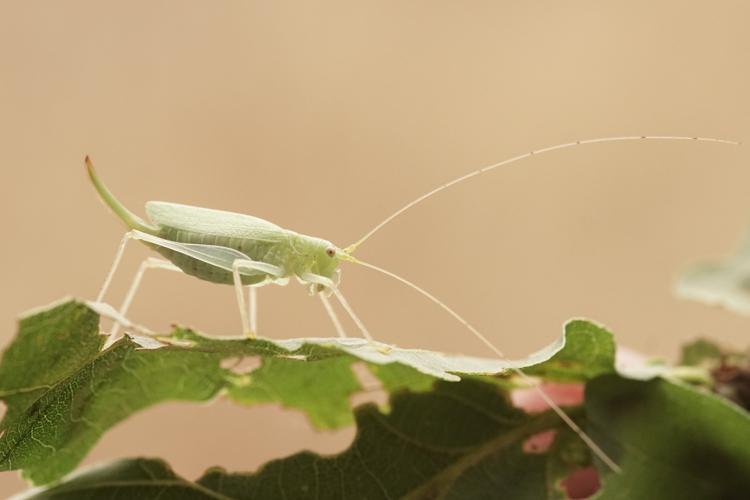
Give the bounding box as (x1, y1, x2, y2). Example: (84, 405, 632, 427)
(346, 255, 622, 474)
(345, 135, 739, 253)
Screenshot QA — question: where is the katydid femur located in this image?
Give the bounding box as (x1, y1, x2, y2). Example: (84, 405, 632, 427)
(87, 135, 737, 475)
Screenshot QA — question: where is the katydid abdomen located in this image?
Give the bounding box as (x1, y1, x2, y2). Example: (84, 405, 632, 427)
(149, 226, 286, 286)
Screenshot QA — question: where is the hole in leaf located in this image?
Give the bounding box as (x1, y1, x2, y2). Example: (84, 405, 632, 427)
(129, 334, 165, 350)
(349, 362, 388, 408)
(511, 383, 584, 413)
(561, 466, 601, 499)
(220, 356, 261, 374)
(522, 429, 556, 454)
(278, 354, 307, 361)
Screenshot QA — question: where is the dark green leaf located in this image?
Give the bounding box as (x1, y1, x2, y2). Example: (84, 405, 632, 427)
(24, 458, 224, 499)
(28, 379, 579, 499)
(680, 339, 724, 366)
(588, 375, 750, 499)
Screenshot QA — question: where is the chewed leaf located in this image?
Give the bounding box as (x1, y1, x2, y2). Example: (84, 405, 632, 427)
(0, 298, 612, 486)
(8, 299, 750, 497)
(23, 375, 750, 499)
(24, 380, 579, 500)
(267, 333, 567, 381)
(226, 355, 361, 429)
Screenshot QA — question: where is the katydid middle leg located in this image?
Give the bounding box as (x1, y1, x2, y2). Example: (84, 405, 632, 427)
(248, 286, 258, 333)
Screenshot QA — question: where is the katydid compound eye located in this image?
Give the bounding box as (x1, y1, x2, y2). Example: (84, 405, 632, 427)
(326, 247, 336, 257)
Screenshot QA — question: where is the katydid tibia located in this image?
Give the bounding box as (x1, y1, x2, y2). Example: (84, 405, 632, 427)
(86, 135, 738, 475)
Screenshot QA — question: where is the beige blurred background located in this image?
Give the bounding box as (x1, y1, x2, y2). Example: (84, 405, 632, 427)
(1, 0, 749, 496)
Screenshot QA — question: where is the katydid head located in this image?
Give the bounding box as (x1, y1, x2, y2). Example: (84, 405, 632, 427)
(312, 242, 342, 281)
(294, 234, 364, 293)
(291, 235, 346, 290)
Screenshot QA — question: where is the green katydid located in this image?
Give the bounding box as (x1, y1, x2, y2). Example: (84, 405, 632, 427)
(86, 135, 738, 475)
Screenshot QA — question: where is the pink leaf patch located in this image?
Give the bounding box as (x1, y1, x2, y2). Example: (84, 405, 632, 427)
(511, 382, 584, 413)
(523, 429, 556, 453)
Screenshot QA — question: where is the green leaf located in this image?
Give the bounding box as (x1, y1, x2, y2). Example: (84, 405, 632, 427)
(201, 380, 563, 499)
(524, 319, 616, 381)
(27, 379, 580, 499)
(680, 338, 724, 366)
(368, 362, 437, 393)
(0, 299, 594, 486)
(0, 301, 363, 485)
(587, 374, 750, 499)
(0, 327, 228, 485)
(0, 300, 104, 427)
(226, 355, 360, 429)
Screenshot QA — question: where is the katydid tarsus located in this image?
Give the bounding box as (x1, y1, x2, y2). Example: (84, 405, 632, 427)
(86, 135, 738, 475)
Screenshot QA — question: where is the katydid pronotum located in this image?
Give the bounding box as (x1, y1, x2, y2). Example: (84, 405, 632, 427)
(87, 135, 737, 475)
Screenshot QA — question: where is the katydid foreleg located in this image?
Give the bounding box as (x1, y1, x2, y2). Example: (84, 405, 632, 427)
(300, 271, 373, 342)
(319, 293, 348, 339)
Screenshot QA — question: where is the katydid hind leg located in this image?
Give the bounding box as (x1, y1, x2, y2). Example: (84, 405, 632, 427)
(106, 257, 181, 349)
(118, 231, 284, 338)
(248, 286, 258, 334)
(96, 232, 132, 303)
